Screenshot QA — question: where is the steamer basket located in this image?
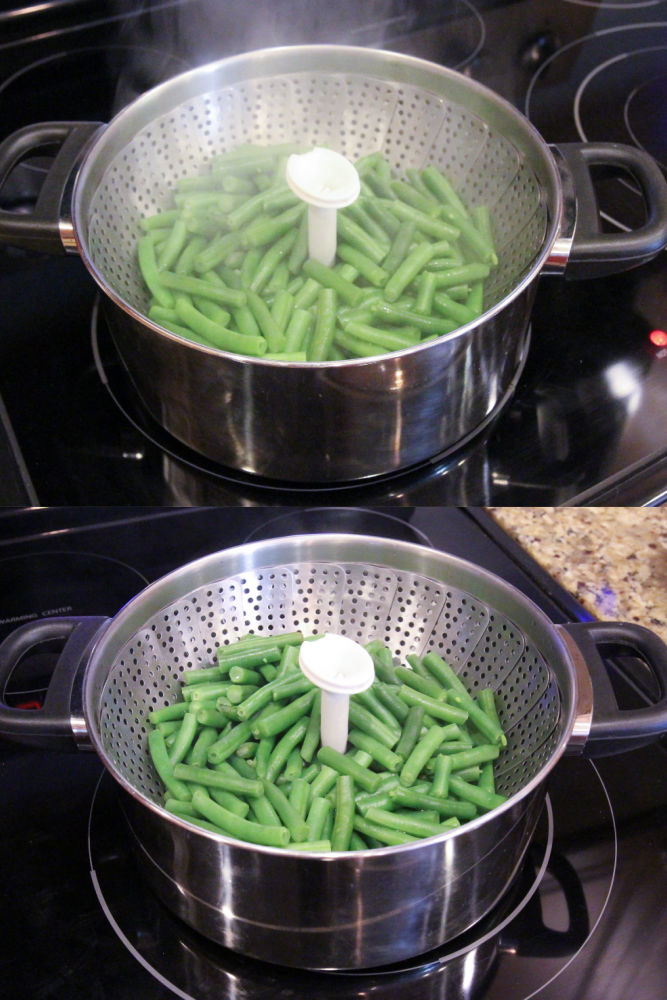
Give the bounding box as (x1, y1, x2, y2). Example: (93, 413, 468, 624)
(82, 49, 550, 321)
(95, 544, 565, 807)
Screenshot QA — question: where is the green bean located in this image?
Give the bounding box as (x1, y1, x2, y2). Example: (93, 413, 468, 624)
(393, 705, 424, 763)
(301, 259, 361, 307)
(270, 672, 314, 701)
(353, 687, 402, 736)
(249, 229, 298, 293)
(243, 204, 304, 249)
(270, 288, 293, 333)
(389, 179, 440, 216)
(148, 730, 191, 801)
(140, 208, 180, 232)
(289, 839, 332, 852)
(348, 700, 399, 749)
(478, 761, 496, 794)
(342, 321, 420, 353)
(207, 720, 254, 765)
(399, 724, 450, 787)
(336, 243, 388, 287)
(447, 744, 500, 772)
(186, 727, 220, 767)
(265, 718, 309, 783)
(448, 774, 507, 812)
(363, 641, 397, 684)
(173, 762, 263, 798)
(309, 763, 340, 800)
(184, 680, 234, 702)
(261, 779, 309, 842)
(306, 287, 337, 362)
(346, 728, 402, 773)
(331, 775, 356, 852)
(168, 710, 199, 765)
(370, 301, 458, 337)
(254, 689, 317, 739)
(398, 685, 469, 725)
(282, 748, 310, 788)
(246, 290, 286, 352)
(390, 785, 477, 821)
(161, 272, 246, 309)
(316, 746, 382, 793)
(227, 684, 260, 705)
(337, 213, 388, 263)
(300, 691, 322, 763)
(157, 720, 181, 737)
(283, 308, 313, 353)
(440, 204, 498, 266)
(374, 682, 410, 723)
(352, 815, 418, 846)
(394, 664, 443, 700)
(254, 735, 276, 779)
(385, 200, 460, 241)
(191, 787, 290, 847)
(218, 642, 285, 667)
(149, 701, 188, 725)
(430, 754, 452, 798)
(137, 236, 174, 308)
(420, 165, 470, 219)
(228, 666, 263, 686)
(156, 217, 189, 271)
(287, 774, 309, 815)
(365, 806, 448, 840)
(305, 795, 333, 841)
(249, 793, 282, 827)
(383, 242, 434, 302)
(432, 292, 478, 326)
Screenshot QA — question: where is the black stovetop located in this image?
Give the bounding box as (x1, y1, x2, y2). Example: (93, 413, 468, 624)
(0, 0, 666, 505)
(0, 505, 665, 999)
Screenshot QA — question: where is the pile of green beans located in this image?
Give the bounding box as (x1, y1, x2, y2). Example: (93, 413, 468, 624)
(136, 143, 497, 361)
(147, 631, 508, 851)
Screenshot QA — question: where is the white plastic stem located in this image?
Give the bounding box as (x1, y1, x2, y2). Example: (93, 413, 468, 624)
(285, 147, 361, 267)
(299, 633, 375, 753)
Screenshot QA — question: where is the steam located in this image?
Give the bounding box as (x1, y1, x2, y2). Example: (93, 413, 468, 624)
(127, 0, 419, 66)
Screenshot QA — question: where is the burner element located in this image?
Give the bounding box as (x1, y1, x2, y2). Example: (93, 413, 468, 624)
(625, 73, 667, 168)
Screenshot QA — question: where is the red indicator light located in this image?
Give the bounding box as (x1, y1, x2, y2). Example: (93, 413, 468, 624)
(649, 329, 667, 347)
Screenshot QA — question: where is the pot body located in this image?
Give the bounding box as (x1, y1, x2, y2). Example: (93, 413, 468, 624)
(104, 286, 533, 481)
(120, 778, 544, 970)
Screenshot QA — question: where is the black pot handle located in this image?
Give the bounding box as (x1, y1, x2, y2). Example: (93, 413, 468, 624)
(0, 616, 109, 750)
(0, 121, 103, 254)
(555, 142, 667, 279)
(562, 620, 667, 755)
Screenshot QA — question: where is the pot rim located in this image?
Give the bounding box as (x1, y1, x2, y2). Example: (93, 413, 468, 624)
(82, 531, 581, 858)
(71, 43, 564, 367)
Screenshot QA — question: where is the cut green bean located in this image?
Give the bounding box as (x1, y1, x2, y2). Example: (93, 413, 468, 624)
(191, 787, 290, 846)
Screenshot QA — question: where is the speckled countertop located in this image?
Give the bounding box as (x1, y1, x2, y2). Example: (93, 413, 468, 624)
(487, 508, 667, 645)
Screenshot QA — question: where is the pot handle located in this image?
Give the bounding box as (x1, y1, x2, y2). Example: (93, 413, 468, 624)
(0, 616, 109, 750)
(561, 620, 667, 756)
(0, 121, 103, 254)
(553, 142, 667, 279)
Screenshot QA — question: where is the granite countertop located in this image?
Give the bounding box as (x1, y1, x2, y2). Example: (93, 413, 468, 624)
(487, 508, 667, 645)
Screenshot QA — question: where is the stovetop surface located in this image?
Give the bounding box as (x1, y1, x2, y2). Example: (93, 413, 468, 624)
(0, 506, 665, 999)
(0, 0, 666, 506)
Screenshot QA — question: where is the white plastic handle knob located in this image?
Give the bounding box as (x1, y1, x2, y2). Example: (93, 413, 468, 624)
(285, 147, 361, 267)
(299, 634, 375, 753)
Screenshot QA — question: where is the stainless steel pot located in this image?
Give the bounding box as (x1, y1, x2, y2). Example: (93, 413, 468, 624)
(1, 533, 666, 970)
(1, 46, 666, 482)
